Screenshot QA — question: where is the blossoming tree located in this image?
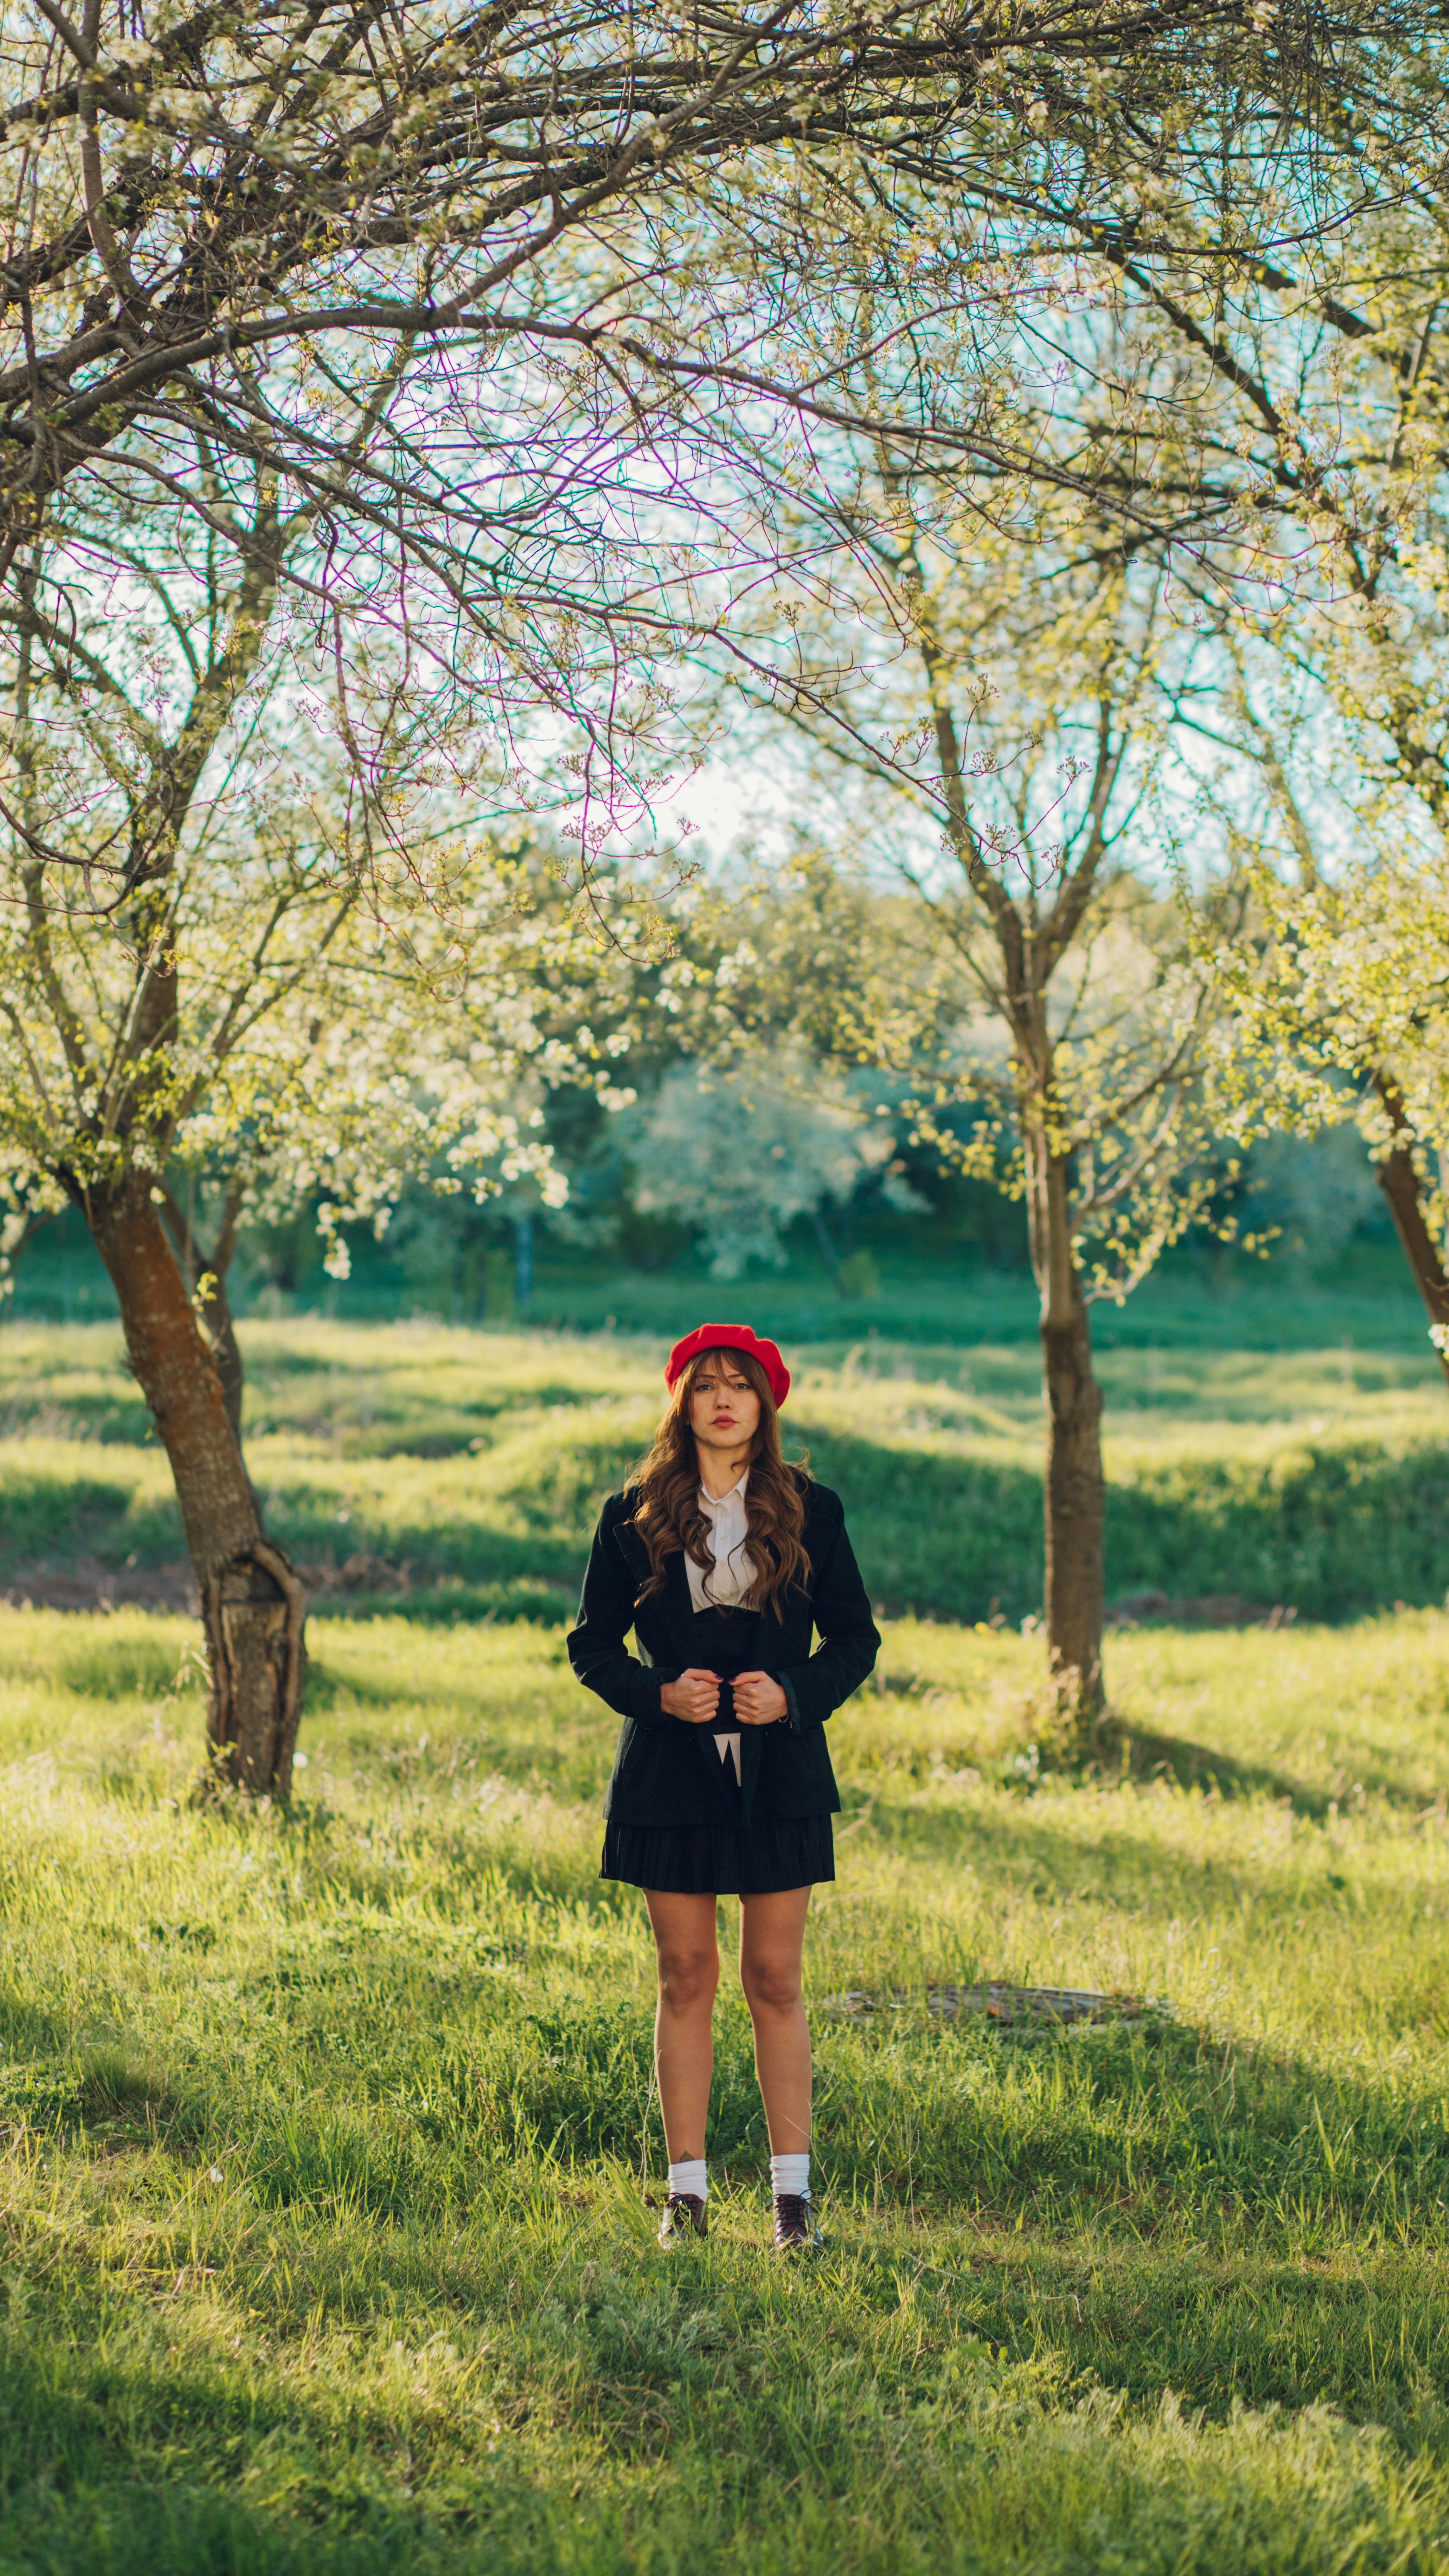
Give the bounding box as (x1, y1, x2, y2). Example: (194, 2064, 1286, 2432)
(0, 462, 615, 1794)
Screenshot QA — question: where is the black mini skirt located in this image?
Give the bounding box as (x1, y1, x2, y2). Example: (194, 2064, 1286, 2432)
(601, 1813, 835, 1897)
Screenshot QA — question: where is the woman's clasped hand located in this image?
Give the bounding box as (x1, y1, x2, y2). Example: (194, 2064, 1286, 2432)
(660, 1667, 788, 1724)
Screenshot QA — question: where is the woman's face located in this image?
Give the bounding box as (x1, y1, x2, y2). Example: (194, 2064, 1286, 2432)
(687, 1355, 762, 1463)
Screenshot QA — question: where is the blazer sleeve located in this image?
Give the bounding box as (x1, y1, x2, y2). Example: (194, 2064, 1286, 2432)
(566, 1499, 677, 1727)
(776, 1501, 880, 1733)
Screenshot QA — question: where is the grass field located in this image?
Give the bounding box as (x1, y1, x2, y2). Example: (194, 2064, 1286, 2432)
(0, 1311, 1447, 1623)
(10, 1208, 1435, 1354)
(5, 1605, 1449, 2571)
(4, 1315, 1449, 2572)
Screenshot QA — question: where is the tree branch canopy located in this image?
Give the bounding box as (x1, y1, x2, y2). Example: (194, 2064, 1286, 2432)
(3, 0, 1434, 819)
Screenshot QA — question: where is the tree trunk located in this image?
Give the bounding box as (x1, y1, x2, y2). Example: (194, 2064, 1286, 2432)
(83, 1172, 305, 1795)
(809, 1204, 847, 1291)
(207, 1286, 246, 1446)
(514, 1210, 534, 1305)
(1025, 1127, 1106, 1728)
(159, 1183, 246, 1442)
(1371, 1073, 1449, 1385)
(1041, 1291, 1106, 1720)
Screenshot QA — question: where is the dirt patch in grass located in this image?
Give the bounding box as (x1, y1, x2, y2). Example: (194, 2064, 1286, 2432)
(1, 1555, 198, 1612)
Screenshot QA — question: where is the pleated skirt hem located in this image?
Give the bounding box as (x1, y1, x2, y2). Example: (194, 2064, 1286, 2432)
(601, 1814, 835, 1896)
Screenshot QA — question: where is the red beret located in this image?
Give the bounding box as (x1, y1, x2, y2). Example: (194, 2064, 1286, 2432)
(665, 1322, 790, 1409)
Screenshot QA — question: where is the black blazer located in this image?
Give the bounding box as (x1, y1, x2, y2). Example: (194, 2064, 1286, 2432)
(568, 1479, 880, 1830)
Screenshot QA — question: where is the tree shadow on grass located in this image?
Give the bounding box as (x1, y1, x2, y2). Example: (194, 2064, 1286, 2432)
(0, 2344, 578, 2576)
(845, 1781, 1434, 1934)
(5, 2005, 1449, 2549)
(848, 1695, 1437, 1823)
(1093, 1707, 1448, 1819)
(218, 1929, 1449, 2272)
(811, 1984, 1449, 2317)
(1091, 1716, 1344, 1817)
(800, 1421, 1449, 1629)
(930, 2221, 1449, 2428)
(10, 1406, 1449, 1632)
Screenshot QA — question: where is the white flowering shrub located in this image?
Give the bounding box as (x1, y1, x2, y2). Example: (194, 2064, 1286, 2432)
(626, 1056, 910, 1278)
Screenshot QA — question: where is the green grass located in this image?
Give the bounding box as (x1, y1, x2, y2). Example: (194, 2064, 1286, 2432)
(481, 1239, 1440, 1355)
(6, 1603, 1449, 2570)
(0, 1317, 1445, 1623)
(9, 1205, 1438, 1354)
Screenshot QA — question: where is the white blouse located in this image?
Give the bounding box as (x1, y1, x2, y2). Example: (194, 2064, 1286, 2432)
(687, 1471, 755, 1610)
(688, 1470, 753, 1783)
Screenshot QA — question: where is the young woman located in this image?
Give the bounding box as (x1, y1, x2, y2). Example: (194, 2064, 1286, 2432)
(568, 1322, 879, 2252)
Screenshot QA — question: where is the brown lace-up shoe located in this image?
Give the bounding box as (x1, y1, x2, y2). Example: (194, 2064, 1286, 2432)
(772, 2192, 822, 2253)
(657, 2192, 707, 2247)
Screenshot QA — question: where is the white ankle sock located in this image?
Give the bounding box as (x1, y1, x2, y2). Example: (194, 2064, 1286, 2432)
(668, 2158, 708, 2202)
(771, 2152, 810, 2200)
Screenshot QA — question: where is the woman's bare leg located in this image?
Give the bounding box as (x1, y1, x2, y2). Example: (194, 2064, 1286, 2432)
(645, 1890, 720, 2160)
(738, 1886, 812, 2153)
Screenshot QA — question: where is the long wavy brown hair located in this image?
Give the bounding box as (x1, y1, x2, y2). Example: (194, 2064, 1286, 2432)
(630, 1346, 810, 1613)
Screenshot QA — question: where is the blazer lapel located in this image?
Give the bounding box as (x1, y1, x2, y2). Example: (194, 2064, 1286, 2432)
(620, 1533, 694, 1657)
(660, 1550, 696, 1654)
